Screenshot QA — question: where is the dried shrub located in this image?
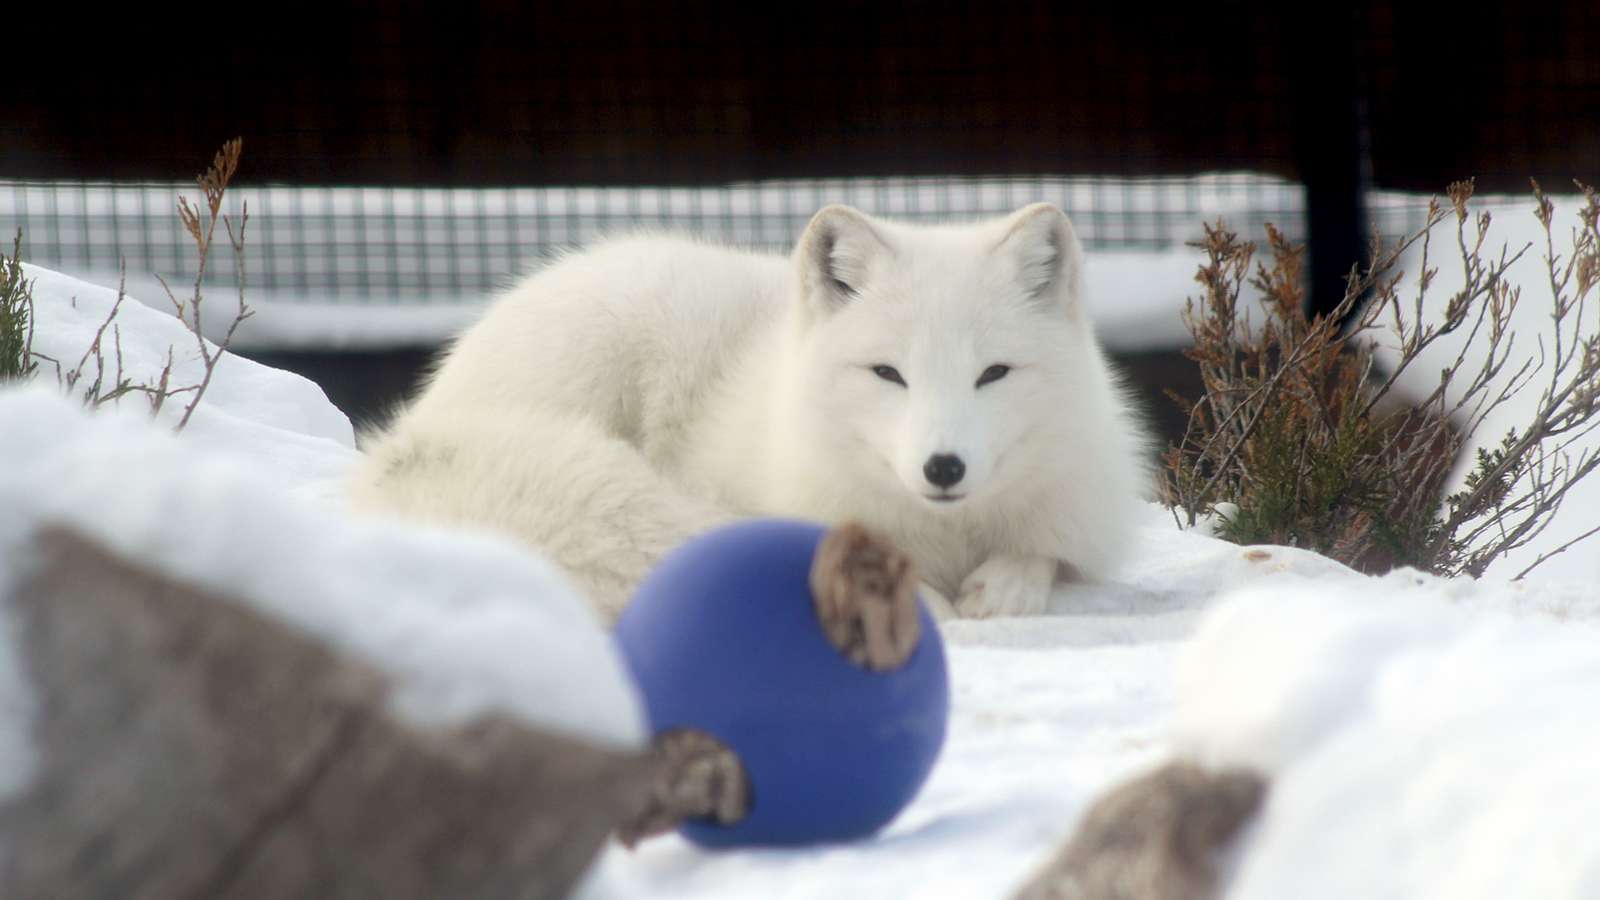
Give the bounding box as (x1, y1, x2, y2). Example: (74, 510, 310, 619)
(1, 230, 36, 381)
(1164, 180, 1600, 578)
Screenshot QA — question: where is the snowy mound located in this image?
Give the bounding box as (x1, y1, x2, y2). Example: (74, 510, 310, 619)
(22, 263, 351, 442)
(21, 263, 359, 495)
(0, 385, 645, 759)
(1177, 579, 1600, 899)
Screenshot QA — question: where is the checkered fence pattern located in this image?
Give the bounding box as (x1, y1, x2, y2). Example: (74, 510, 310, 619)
(1, 174, 1452, 306)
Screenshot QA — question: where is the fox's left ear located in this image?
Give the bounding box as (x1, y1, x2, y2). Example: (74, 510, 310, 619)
(994, 203, 1084, 315)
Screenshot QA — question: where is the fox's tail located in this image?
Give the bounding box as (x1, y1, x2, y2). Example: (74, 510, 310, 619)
(349, 405, 734, 620)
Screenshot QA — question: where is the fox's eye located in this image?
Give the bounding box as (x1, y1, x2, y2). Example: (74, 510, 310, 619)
(871, 365, 907, 386)
(976, 364, 1011, 388)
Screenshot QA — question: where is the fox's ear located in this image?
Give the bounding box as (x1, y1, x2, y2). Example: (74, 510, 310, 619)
(995, 203, 1084, 313)
(796, 205, 890, 313)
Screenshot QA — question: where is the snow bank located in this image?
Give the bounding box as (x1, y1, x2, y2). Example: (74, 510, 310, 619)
(1176, 578, 1600, 899)
(21, 264, 360, 495)
(24, 264, 353, 443)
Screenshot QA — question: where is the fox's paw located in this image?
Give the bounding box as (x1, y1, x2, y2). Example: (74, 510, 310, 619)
(956, 555, 1059, 618)
(810, 521, 921, 670)
(617, 728, 749, 848)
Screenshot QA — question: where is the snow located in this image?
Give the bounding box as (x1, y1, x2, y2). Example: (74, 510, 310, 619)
(588, 638, 1172, 899)
(6, 261, 1600, 898)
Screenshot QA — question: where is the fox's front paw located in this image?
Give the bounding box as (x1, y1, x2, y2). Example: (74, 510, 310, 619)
(956, 555, 1059, 618)
(809, 521, 921, 670)
(617, 728, 749, 848)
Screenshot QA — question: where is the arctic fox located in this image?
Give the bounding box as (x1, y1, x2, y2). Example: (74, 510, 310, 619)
(350, 203, 1151, 620)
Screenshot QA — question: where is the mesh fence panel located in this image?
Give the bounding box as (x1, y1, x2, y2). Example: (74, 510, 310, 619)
(0, 173, 1396, 306)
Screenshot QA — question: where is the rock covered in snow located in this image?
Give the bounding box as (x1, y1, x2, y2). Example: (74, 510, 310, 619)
(0, 383, 651, 897)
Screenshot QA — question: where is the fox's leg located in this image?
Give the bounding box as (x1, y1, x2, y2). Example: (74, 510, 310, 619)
(916, 582, 958, 621)
(616, 728, 749, 848)
(809, 521, 925, 670)
(955, 554, 1060, 618)
(350, 406, 734, 621)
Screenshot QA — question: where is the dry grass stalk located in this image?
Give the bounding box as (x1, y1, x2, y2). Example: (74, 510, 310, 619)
(156, 137, 253, 430)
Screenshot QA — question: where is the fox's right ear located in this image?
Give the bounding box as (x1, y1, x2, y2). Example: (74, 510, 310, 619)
(795, 205, 890, 314)
(994, 203, 1085, 316)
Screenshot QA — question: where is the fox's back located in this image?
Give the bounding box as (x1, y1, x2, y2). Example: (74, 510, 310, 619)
(412, 234, 790, 446)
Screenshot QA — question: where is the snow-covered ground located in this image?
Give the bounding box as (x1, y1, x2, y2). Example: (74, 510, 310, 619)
(5, 259, 1600, 898)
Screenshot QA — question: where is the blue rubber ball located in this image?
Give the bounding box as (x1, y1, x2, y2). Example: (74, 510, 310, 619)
(615, 519, 950, 848)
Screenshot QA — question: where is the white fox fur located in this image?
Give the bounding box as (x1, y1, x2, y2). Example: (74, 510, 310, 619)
(350, 204, 1151, 620)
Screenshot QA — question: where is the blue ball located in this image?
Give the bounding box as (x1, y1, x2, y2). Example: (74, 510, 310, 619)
(615, 519, 950, 848)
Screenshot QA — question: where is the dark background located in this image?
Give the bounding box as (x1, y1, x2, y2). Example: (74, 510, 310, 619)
(12, 3, 1597, 189)
(7, 1, 1599, 431)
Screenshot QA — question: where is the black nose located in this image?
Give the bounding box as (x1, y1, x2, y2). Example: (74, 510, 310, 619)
(923, 454, 966, 489)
